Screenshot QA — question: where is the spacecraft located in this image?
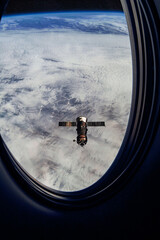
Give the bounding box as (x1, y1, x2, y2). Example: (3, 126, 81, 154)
(59, 116, 105, 147)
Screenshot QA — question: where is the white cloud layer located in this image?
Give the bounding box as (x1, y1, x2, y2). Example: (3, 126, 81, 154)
(0, 12, 132, 191)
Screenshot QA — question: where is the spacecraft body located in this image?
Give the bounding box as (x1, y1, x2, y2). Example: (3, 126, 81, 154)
(76, 117, 88, 146)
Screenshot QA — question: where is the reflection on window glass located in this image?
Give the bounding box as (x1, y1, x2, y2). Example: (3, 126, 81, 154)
(0, 11, 132, 191)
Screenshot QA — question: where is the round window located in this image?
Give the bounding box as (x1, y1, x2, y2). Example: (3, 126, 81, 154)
(0, 3, 132, 192)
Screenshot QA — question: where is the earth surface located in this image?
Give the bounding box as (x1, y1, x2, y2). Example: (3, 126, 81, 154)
(0, 11, 132, 191)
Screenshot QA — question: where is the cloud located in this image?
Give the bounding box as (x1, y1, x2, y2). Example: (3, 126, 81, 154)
(0, 12, 132, 191)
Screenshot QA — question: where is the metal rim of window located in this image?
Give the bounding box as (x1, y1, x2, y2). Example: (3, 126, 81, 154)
(0, 0, 159, 209)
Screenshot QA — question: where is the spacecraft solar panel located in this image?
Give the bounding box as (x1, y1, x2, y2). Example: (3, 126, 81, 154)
(87, 122, 105, 126)
(59, 122, 76, 127)
(59, 121, 105, 127)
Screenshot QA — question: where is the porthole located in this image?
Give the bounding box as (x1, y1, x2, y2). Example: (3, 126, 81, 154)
(0, 2, 132, 192)
(0, 0, 159, 208)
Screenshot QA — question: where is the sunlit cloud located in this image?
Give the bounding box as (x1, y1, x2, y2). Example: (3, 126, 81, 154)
(0, 12, 132, 191)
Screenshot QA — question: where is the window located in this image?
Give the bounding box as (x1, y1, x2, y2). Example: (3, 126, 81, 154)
(0, 7, 132, 192)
